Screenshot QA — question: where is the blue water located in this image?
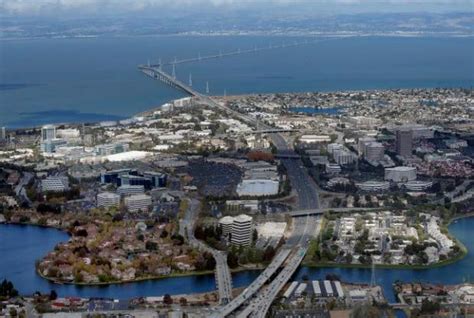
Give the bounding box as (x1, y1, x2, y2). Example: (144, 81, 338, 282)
(1, 36, 473, 127)
(0, 217, 473, 299)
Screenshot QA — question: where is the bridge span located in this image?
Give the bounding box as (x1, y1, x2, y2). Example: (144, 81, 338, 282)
(147, 38, 327, 67)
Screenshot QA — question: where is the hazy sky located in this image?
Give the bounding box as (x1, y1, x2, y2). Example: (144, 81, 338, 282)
(2, 0, 473, 17)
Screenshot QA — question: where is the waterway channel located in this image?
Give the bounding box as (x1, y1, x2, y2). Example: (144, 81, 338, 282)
(0, 218, 472, 300)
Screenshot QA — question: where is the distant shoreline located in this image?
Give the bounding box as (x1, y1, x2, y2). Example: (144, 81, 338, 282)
(2, 33, 474, 42)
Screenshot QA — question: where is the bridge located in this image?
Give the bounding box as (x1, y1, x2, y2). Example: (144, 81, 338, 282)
(139, 65, 199, 96)
(147, 38, 326, 67)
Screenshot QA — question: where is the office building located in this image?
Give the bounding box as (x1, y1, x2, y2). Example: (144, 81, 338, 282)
(219, 216, 235, 237)
(117, 185, 145, 196)
(358, 137, 376, 155)
(384, 166, 417, 182)
(41, 125, 56, 141)
(95, 143, 129, 156)
(41, 177, 69, 193)
(355, 180, 390, 192)
(404, 180, 433, 191)
(219, 214, 254, 246)
(40, 138, 67, 153)
(364, 142, 385, 162)
(396, 129, 413, 157)
(124, 194, 152, 212)
(101, 169, 166, 190)
(97, 192, 121, 208)
(0, 127, 5, 140)
(333, 150, 357, 165)
(325, 163, 341, 175)
(231, 214, 253, 246)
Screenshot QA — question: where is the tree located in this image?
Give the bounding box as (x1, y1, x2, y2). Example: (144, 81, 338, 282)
(163, 294, 173, 305)
(227, 251, 239, 269)
(252, 229, 258, 243)
(420, 299, 440, 314)
(0, 279, 18, 299)
(49, 290, 58, 301)
(145, 241, 158, 251)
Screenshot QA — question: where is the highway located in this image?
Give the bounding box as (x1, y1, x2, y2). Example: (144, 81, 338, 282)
(288, 207, 382, 217)
(141, 66, 322, 317)
(235, 218, 321, 318)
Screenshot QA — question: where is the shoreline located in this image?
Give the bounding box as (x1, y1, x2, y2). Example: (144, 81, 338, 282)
(2, 215, 471, 287)
(4, 87, 473, 131)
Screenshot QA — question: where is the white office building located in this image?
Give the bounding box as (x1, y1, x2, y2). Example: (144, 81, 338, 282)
(219, 216, 235, 237)
(56, 128, 81, 141)
(231, 214, 253, 246)
(97, 192, 121, 208)
(333, 150, 357, 165)
(385, 166, 417, 182)
(124, 194, 151, 212)
(41, 177, 69, 193)
(404, 180, 433, 191)
(355, 180, 390, 192)
(219, 214, 254, 246)
(41, 125, 56, 141)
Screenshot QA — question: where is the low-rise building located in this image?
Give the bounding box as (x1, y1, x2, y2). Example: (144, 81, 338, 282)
(124, 194, 152, 212)
(384, 166, 417, 182)
(41, 177, 70, 192)
(97, 192, 121, 208)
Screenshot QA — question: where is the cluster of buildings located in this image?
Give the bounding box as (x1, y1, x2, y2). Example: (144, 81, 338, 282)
(325, 211, 456, 265)
(97, 169, 167, 212)
(396, 283, 474, 307)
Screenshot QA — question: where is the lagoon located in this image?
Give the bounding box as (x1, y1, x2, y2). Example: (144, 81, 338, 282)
(0, 217, 473, 300)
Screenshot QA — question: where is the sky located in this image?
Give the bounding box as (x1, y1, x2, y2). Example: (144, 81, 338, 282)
(1, 0, 473, 17)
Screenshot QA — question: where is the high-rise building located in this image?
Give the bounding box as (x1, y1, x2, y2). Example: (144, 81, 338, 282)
(41, 125, 56, 141)
(396, 129, 413, 157)
(0, 127, 6, 140)
(218, 214, 254, 246)
(231, 214, 253, 246)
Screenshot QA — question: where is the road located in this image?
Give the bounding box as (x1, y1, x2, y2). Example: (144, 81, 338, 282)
(180, 199, 233, 305)
(15, 172, 33, 207)
(288, 207, 382, 217)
